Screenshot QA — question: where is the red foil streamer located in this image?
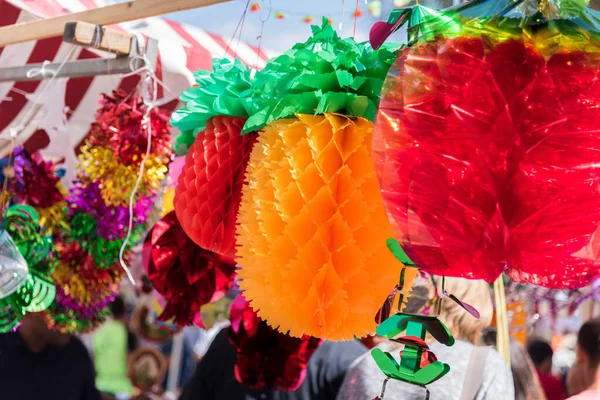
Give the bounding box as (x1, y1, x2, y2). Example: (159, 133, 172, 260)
(142, 211, 236, 327)
(174, 116, 257, 259)
(373, 37, 600, 289)
(229, 295, 322, 391)
(88, 90, 172, 166)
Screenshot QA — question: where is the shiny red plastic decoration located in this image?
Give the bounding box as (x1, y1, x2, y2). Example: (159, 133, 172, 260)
(142, 211, 236, 327)
(373, 37, 600, 289)
(88, 90, 172, 166)
(229, 295, 322, 391)
(12, 147, 64, 209)
(174, 116, 256, 259)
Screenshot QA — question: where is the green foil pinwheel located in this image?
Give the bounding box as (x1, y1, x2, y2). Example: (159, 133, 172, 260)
(0, 205, 55, 332)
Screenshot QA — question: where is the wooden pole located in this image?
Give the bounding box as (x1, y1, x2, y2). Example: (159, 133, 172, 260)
(0, 37, 159, 82)
(494, 277, 511, 366)
(0, 0, 231, 48)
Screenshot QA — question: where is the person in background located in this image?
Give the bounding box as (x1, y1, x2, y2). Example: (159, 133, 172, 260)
(481, 328, 547, 400)
(528, 339, 566, 400)
(337, 276, 514, 400)
(180, 327, 366, 400)
(0, 312, 101, 400)
(92, 296, 134, 399)
(566, 319, 600, 400)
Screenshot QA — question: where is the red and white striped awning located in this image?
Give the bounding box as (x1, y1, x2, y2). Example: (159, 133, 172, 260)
(0, 0, 275, 159)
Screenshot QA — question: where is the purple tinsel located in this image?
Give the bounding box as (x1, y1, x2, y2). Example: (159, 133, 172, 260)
(68, 181, 155, 240)
(54, 285, 116, 319)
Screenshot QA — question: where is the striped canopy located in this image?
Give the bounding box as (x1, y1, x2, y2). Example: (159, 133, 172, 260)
(0, 0, 274, 162)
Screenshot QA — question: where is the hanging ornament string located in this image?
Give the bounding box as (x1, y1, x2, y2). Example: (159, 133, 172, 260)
(3, 45, 76, 222)
(254, 0, 272, 70)
(118, 54, 160, 285)
(225, 0, 251, 60)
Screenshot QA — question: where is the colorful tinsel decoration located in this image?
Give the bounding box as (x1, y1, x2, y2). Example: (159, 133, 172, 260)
(47, 90, 172, 332)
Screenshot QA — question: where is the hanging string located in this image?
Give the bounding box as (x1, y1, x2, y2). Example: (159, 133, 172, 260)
(7, 46, 77, 142)
(117, 54, 160, 286)
(353, 0, 360, 38)
(225, 0, 251, 59)
(254, 0, 272, 70)
(378, 377, 390, 399)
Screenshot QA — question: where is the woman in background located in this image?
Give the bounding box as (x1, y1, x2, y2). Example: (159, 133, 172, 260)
(336, 276, 514, 400)
(481, 328, 547, 400)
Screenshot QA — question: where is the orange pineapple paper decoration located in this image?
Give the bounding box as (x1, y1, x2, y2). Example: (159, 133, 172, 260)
(237, 114, 412, 340)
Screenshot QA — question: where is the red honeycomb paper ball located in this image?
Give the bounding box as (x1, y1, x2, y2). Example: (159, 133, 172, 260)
(174, 116, 257, 259)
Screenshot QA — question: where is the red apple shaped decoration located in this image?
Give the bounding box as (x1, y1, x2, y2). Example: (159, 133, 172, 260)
(171, 59, 256, 259)
(175, 116, 256, 258)
(371, 1, 600, 289)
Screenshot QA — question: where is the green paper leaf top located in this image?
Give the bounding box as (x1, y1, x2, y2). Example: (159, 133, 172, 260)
(243, 18, 397, 133)
(171, 58, 254, 155)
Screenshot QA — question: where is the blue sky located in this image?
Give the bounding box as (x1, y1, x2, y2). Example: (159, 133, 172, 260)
(165, 0, 380, 53)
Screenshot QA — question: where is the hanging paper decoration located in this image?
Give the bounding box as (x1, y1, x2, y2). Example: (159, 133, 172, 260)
(236, 20, 414, 341)
(171, 59, 257, 259)
(275, 11, 285, 20)
(371, 0, 600, 289)
(303, 16, 315, 23)
(142, 211, 236, 327)
(250, 2, 260, 12)
(229, 295, 322, 391)
(0, 205, 55, 332)
(353, 8, 364, 18)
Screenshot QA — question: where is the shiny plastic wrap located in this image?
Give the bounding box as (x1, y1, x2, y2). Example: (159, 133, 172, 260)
(372, 0, 600, 289)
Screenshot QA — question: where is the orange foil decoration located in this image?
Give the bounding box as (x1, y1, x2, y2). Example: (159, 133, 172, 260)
(175, 116, 256, 259)
(236, 114, 400, 341)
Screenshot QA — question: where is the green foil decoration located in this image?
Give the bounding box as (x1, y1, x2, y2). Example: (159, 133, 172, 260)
(0, 205, 56, 332)
(5, 205, 54, 269)
(170, 58, 254, 155)
(242, 18, 397, 134)
(69, 212, 143, 269)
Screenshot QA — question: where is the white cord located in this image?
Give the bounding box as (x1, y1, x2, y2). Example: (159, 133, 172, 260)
(118, 55, 160, 286)
(8, 46, 77, 140)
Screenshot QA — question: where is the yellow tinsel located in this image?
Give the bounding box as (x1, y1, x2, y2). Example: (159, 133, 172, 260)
(52, 261, 121, 306)
(77, 145, 169, 206)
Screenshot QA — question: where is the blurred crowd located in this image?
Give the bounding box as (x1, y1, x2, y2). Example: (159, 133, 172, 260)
(0, 277, 598, 400)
